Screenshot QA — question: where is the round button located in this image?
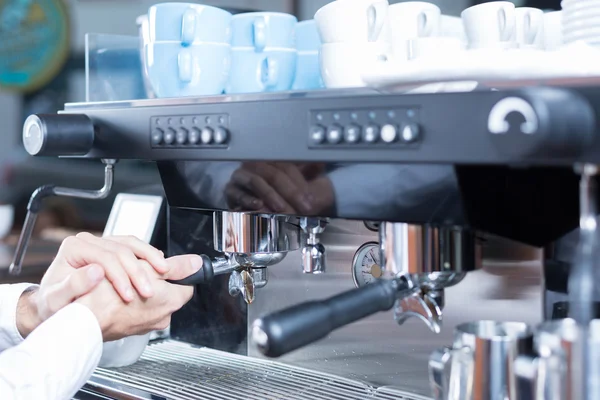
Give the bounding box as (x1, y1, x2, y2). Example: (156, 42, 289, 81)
(23, 119, 44, 155)
(176, 128, 188, 145)
(344, 124, 361, 144)
(214, 127, 229, 144)
(363, 124, 380, 143)
(327, 125, 343, 144)
(310, 125, 326, 144)
(401, 123, 421, 143)
(189, 127, 201, 144)
(163, 128, 176, 145)
(381, 124, 397, 143)
(151, 128, 164, 145)
(201, 127, 214, 144)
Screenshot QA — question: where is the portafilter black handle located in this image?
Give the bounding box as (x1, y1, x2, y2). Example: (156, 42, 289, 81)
(252, 279, 405, 358)
(167, 254, 215, 285)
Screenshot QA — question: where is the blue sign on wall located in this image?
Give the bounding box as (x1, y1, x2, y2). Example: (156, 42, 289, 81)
(0, 0, 69, 92)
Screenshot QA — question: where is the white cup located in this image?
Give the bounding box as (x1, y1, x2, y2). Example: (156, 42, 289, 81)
(461, 1, 516, 49)
(320, 42, 391, 88)
(407, 37, 465, 60)
(315, 0, 390, 44)
(516, 7, 544, 49)
(99, 333, 150, 368)
(440, 15, 467, 44)
(0, 205, 14, 239)
(388, 2, 441, 60)
(543, 11, 563, 50)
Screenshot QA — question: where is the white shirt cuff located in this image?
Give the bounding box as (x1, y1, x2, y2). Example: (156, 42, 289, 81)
(0, 283, 39, 351)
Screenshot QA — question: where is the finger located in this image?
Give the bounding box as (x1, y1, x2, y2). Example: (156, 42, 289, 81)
(75, 233, 155, 299)
(250, 163, 312, 214)
(47, 264, 105, 312)
(166, 284, 194, 312)
(231, 169, 292, 213)
(78, 232, 168, 274)
(103, 235, 169, 273)
(58, 236, 136, 302)
(162, 255, 204, 281)
(225, 184, 264, 210)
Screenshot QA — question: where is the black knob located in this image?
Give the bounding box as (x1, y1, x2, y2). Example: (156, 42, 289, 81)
(23, 114, 94, 157)
(252, 279, 403, 358)
(488, 87, 595, 158)
(166, 255, 214, 285)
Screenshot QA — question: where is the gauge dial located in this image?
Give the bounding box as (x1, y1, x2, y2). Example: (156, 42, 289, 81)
(352, 242, 382, 288)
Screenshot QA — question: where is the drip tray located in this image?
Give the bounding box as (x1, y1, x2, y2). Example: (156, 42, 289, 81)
(84, 340, 430, 400)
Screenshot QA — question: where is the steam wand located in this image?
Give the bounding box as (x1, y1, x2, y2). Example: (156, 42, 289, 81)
(8, 159, 117, 275)
(568, 163, 598, 400)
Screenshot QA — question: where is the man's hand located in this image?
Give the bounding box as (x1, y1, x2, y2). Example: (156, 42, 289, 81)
(15, 234, 202, 338)
(76, 256, 200, 341)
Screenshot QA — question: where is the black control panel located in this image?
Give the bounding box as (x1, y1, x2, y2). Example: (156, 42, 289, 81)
(308, 107, 422, 148)
(150, 114, 230, 148)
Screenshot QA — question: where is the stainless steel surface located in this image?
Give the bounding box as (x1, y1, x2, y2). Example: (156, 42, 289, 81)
(430, 321, 533, 400)
(395, 290, 443, 334)
(379, 223, 477, 290)
(515, 318, 600, 400)
(213, 212, 300, 254)
(87, 340, 430, 400)
(248, 220, 543, 397)
(9, 159, 116, 275)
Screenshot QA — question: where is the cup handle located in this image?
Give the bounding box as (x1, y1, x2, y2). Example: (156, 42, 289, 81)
(448, 346, 473, 400)
(418, 10, 435, 37)
(253, 17, 267, 52)
(526, 12, 542, 44)
(178, 49, 193, 83)
(181, 8, 197, 46)
(262, 57, 278, 88)
(429, 347, 453, 400)
(366, 1, 387, 42)
(498, 6, 515, 42)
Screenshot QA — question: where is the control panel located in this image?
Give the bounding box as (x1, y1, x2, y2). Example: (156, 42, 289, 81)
(150, 114, 230, 148)
(308, 107, 422, 148)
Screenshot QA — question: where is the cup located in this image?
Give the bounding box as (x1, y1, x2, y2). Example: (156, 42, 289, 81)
(293, 52, 324, 90)
(296, 19, 321, 52)
(407, 37, 464, 60)
(99, 333, 150, 368)
(231, 12, 297, 51)
(388, 2, 441, 60)
(315, 0, 389, 44)
(148, 3, 232, 45)
(320, 42, 391, 88)
(429, 321, 533, 400)
(516, 7, 544, 49)
(439, 15, 467, 44)
(461, 1, 517, 49)
(514, 319, 600, 400)
(0, 204, 14, 239)
(226, 48, 297, 94)
(136, 14, 156, 99)
(543, 11, 563, 50)
(145, 42, 231, 98)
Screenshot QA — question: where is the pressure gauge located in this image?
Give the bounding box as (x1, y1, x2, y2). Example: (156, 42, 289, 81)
(352, 242, 383, 288)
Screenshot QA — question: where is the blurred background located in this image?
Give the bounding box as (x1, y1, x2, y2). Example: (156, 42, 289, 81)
(0, 0, 558, 280)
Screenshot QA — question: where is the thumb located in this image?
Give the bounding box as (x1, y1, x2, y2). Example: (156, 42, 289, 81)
(162, 255, 204, 281)
(53, 264, 105, 306)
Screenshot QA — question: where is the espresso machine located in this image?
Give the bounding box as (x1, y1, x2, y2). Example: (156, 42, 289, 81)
(9, 36, 600, 397)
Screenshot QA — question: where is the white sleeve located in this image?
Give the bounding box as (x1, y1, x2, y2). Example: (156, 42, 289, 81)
(0, 283, 39, 351)
(0, 303, 103, 400)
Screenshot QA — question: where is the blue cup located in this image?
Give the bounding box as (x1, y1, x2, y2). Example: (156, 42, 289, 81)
(295, 20, 321, 52)
(231, 12, 297, 51)
(225, 48, 297, 94)
(148, 3, 232, 45)
(292, 52, 324, 90)
(145, 42, 231, 98)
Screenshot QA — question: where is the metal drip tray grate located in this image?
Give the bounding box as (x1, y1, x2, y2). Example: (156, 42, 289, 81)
(87, 340, 430, 400)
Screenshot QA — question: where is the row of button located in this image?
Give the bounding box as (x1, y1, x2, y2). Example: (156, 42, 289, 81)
(152, 126, 229, 146)
(310, 123, 421, 145)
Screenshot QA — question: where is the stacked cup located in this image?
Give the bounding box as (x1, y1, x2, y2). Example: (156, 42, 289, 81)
(316, 0, 392, 88)
(225, 12, 298, 94)
(461, 1, 517, 50)
(293, 20, 324, 90)
(144, 3, 233, 98)
(562, 0, 600, 46)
